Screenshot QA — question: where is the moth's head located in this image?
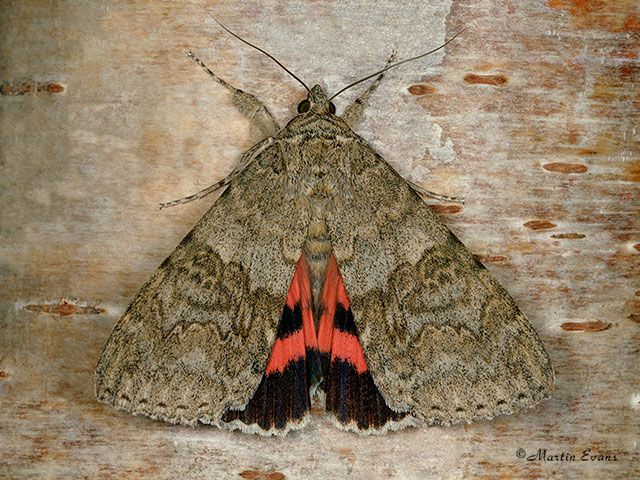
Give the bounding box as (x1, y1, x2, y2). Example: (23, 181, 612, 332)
(297, 85, 336, 116)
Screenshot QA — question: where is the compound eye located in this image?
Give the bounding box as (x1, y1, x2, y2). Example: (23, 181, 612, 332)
(329, 102, 336, 114)
(297, 99, 311, 113)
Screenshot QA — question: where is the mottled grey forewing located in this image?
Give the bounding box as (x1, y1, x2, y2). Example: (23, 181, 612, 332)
(95, 142, 308, 426)
(326, 139, 554, 425)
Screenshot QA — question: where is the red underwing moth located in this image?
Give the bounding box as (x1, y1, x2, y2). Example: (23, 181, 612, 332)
(95, 19, 554, 436)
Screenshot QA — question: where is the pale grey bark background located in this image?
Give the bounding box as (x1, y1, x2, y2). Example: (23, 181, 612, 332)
(1, 0, 638, 478)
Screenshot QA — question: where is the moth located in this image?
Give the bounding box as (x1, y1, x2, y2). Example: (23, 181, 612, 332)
(95, 19, 554, 436)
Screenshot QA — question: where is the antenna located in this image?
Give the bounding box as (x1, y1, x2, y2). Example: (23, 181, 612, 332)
(210, 15, 312, 96)
(329, 29, 466, 101)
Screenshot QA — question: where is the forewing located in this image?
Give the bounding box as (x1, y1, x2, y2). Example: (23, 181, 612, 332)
(326, 139, 554, 425)
(95, 142, 309, 427)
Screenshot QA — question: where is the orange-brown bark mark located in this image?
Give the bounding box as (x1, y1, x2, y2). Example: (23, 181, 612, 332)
(408, 84, 435, 95)
(524, 220, 557, 230)
(547, 0, 639, 32)
(474, 254, 509, 264)
(239, 471, 286, 480)
(543, 163, 588, 173)
(463, 73, 509, 86)
(560, 321, 612, 332)
(551, 233, 586, 239)
(429, 205, 462, 214)
(1, 81, 64, 95)
(24, 299, 104, 316)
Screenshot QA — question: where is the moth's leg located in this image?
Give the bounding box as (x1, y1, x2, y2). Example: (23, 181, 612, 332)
(407, 180, 465, 203)
(160, 54, 280, 209)
(340, 53, 463, 203)
(159, 137, 273, 209)
(340, 52, 397, 128)
(187, 52, 280, 139)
